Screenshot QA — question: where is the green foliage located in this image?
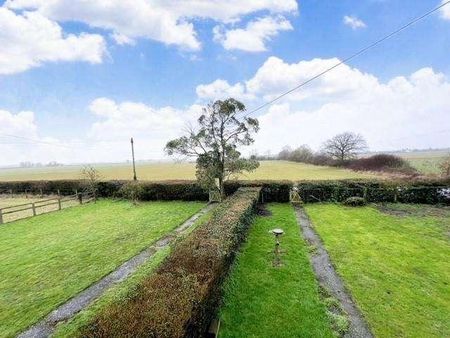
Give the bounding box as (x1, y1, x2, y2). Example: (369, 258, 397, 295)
(165, 98, 260, 197)
(117, 181, 144, 204)
(0, 200, 204, 337)
(343, 196, 367, 206)
(306, 204, 450, 338)
(79, 188, 260, 337)
(220, 204, 334, 338)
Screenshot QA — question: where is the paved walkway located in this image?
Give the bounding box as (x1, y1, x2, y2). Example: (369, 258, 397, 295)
(18, 203, 214, 338)
(295, 205, 373, 338)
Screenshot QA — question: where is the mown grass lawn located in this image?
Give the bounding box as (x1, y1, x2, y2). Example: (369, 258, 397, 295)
(52, 206, 215, 338)
(0, 199, 204, 337)
(305, 203, 450, 338)
(219, 204, 334, 338)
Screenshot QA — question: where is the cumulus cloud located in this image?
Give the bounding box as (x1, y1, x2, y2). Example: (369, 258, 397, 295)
(440, 0, 450, 20)
(4, 0, 298, 52)
(0, 8, 106, 75)
(196, 79, 255, 101)
(343, 15, 367, 30)
(197, 57, 450, 153)
(213, 16, 293, 52)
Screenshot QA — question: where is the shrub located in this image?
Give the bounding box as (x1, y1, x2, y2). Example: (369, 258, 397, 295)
(343, 196, 367, 206)
(347, 154, 417, 174)
(80, 187, 261, 338)
(118, 182, 145, 204)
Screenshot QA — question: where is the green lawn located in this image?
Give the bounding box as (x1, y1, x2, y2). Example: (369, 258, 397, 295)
(0, 200, 204, 337)
(219, 204, 334, 338)
(305, 203, 450, 338)
(0, 160, 377, 181)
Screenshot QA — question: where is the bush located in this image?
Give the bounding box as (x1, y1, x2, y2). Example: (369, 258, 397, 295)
(80, 187, 261, 337)
(347, 154, 417, 175)
(343, 196, 367, 206)
(118, 182, 145, 204)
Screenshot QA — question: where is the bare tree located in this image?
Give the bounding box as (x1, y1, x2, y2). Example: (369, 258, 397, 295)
(322, 132, 367, 163)
(80, 165, 101, 202)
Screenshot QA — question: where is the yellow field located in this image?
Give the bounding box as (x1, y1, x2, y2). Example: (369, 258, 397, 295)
(0, 161, 377, 182)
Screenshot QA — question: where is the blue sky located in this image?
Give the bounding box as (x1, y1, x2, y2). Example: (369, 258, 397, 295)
(1, 0, 450, 165)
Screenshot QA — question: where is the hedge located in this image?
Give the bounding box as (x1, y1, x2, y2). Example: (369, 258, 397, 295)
(1, 178, 449, 204)
(297, 179, 450, 205)
(0, 180, 292, 202)
(79, 187, 261, 337)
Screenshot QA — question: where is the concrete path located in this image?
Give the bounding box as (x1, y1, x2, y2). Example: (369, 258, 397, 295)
(18, 203, 214, 338)
(295, 206, 373, 338)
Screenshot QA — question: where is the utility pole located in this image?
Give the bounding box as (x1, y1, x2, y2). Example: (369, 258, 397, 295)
(131, 137, 137, 181)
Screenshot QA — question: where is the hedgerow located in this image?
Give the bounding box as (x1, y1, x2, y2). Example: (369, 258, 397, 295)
(79, 187, 261, 337)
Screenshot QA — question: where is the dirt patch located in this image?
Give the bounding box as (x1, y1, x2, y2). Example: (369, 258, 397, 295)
(295, 206, 373, 338)
(257, 204, 272, 217)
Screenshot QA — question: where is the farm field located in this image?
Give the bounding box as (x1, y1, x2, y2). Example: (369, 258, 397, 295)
(0, 200, 204, 337)
(305, 203, 450, 338)
(220, 204, 335, 337)
(0, 160, 378, 182)
(395, 149, 449, 174)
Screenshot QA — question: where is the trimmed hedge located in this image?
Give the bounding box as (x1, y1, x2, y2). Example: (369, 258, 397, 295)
(80, 187, 261, 337)
(297, 179, 450, 205)
(0, 180, 292, 202)
(1, 178, 449, 204)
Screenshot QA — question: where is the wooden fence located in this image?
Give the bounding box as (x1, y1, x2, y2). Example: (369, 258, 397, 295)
(0, 192, 94, 224)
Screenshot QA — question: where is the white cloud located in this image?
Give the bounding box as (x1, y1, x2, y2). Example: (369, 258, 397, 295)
(213, 16, 293, 52)
(343, 15, 367, 30)
(4, 0, 298, 52)
(197, 57, 450, 153)
(0, 8, 106, 75)
(196, 79, 255, 101)
(440, 0, 450, 20)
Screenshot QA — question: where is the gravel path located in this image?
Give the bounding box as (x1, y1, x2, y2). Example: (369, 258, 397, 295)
(295, 206, 373, 338)
(18, 203, 214, 338)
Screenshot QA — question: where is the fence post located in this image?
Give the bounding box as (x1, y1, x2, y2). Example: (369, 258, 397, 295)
(0, 209, 3, 224)
(78, 193, 83, 205)
(32, 203, 36, 216)
(58, 198, 62, 210)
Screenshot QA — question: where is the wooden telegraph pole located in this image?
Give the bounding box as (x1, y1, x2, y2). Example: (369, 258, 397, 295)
(131, 137, 137, 181)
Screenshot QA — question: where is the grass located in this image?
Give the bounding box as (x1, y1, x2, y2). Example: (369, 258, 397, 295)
(0, 195, 79, 223)
(305, 203, 450, 338)
(52, 205, 215, 337)
(0, 199, 204, 337)
(219, 204, 334, 338)
(0, 160, 377, 182)
(396, 150, 449, 175)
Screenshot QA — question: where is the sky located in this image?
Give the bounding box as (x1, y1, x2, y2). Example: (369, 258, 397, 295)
(1, 0, 450, 166)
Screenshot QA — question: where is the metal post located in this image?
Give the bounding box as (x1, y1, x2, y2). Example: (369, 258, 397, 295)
(131, 137, 137, 181)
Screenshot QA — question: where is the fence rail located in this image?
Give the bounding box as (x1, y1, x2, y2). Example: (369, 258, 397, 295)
(0, 192, 94, 224)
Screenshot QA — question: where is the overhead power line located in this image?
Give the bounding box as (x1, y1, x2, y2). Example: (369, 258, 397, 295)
(244, 0, 450, 117)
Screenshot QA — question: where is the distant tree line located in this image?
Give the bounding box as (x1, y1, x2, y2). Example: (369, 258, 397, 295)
(20, 161, 64, 168)
(257, 132, 420, 175)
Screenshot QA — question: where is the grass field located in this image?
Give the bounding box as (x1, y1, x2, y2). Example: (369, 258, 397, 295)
(219, 204, 335, 338)
(305, 203, 450, 338)
(395, 150, 449, 175)
(0, 161, 377, 182)
(0, 200, 204, 337)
